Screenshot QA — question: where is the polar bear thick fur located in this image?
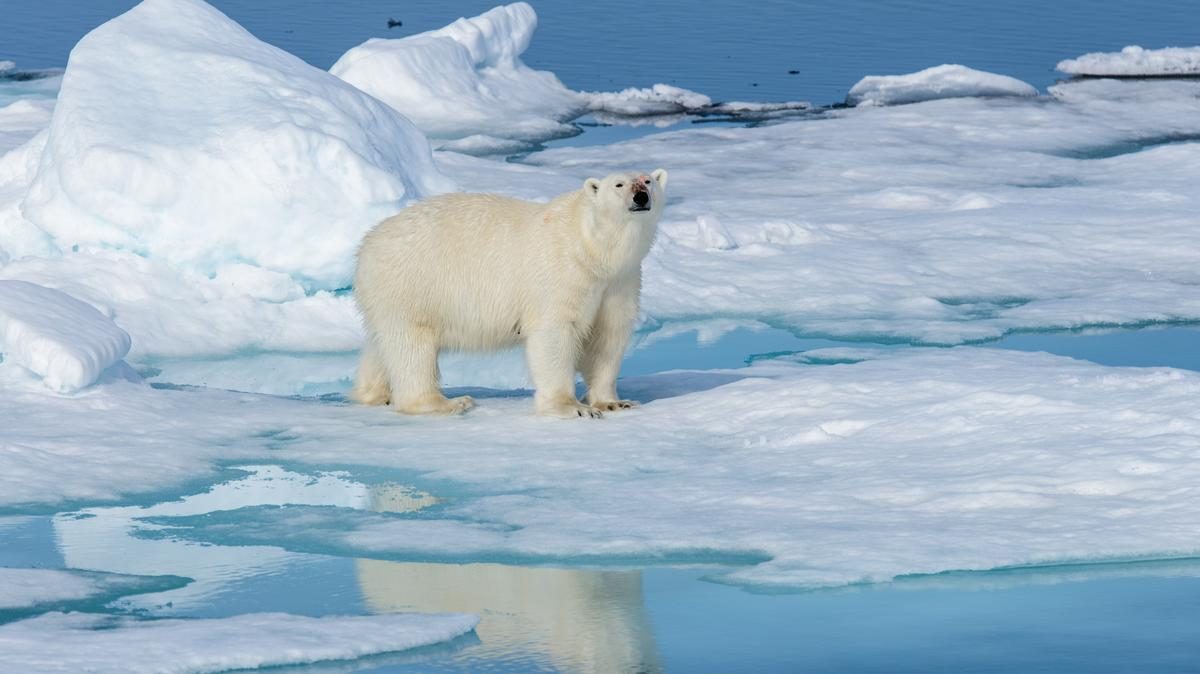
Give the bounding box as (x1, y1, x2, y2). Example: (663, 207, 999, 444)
(352, 169, 668, 418)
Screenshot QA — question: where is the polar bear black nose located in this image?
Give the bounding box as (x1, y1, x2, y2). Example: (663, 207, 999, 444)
(633, 192, 649, 207)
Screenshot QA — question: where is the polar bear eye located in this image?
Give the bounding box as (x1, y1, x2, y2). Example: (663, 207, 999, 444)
(615, 182, 624, 188)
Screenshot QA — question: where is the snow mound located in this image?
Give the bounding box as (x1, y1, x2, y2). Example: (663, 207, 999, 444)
(0, 611, 479, 673)
(20, 0, 452, 289)
(847, 64, 1037, 106)
(331, 3, 718, 146)
(1057, 45, 1200, 77)
(0, 568, 185, 611)
(331, 3, 586, 144)
(0, 280, 131, 392)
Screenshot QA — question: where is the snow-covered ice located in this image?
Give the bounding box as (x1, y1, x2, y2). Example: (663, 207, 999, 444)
(0, 568, 184, 610)
(3, 1, 1198, 384)
(1058, 45, 1200, 77)
(0, 280, 131, 392)
(331, 3, 724, 149)
(6, 347, 1200, 589)
(331, 3, 586, 146)
(0, 611, 478, 673)
(20, 0, 451, 290)
(846, 64, 1037, 106)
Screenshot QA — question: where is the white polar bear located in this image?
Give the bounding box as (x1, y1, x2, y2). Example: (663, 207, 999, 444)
(352, 169, 668, 418)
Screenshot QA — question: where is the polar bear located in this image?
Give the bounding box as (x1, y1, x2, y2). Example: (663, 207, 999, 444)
(352, 169, 668, 418)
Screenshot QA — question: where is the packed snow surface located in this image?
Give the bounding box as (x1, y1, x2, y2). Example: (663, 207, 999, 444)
(846, 64, 1037, 106)
(0, 280, 130, 392)
(0, 611, 479, 673)
(6, 348, 1200, 589)
(0, 568, 182, 610)
(19, 0, 451, 290)
(1058, 45, 1200, 77)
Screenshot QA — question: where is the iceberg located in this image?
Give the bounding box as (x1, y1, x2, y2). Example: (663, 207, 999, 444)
(846, 64, 1037, 106)
(0, 280, 131, 392)
(20, 0, 452, 290)
(1057, 45, 1200, 77)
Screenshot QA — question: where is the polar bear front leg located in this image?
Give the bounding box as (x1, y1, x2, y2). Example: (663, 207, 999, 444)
(582, 276, 640, 412)
(527, 326, 601, 418)
(379, 323, 474, 415)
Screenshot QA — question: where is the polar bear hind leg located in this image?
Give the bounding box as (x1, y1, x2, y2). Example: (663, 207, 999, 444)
(375, 323, 474, 415)
(351, 341, 391, 405)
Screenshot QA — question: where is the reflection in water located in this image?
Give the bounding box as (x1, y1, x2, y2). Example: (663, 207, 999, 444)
(52, 465, 376, 611)
(359, 485, 662, 674)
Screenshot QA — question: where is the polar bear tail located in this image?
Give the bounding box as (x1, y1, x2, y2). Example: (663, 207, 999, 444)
(351, 342, 390, 406)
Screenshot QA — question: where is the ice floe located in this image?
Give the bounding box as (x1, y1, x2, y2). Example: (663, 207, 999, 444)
(0, 280, 131, 392)
(20, 0, 451, 290)
(331, 3, 730, 148)
(846, 64, 1038, 106)
(0, 568, 185, 611)
(0, 611, 478, 673)
(1058, 45, 1200, 77)
(6, 347, 1200, 589)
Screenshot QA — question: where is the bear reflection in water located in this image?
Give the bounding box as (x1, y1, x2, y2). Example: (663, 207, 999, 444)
(356, 484, 662, 673)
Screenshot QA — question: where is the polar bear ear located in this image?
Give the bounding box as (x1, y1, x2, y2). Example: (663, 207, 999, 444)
(651, 168, 669, 189)
(584, 177, 601, 197)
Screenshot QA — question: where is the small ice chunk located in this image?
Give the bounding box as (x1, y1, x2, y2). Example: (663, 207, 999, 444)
(585, 84, 714, 116)
(0, 611, 479, 674)
(0, 61, 14, 74)
(0, 280, 131, 392)
(846, 64, 1037, 107)
(1057, 45, 1200, 77)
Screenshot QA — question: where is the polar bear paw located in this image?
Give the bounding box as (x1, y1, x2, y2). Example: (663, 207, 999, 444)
(591, 400, 639, 412)
(539, 400, 604, 419)
(394, 394, 475, 416)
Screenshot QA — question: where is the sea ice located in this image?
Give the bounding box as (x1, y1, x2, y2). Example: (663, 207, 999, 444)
(1057, 45, 1200, 77)
(331, 3, 586, 145)
(20, 0, 452, 290)
(5, 347, 1200, 589)
(0, 280, 131, 392)
(1, 0, 1200, 390)
(0, 611, 478, 674)
(330, 3, 720, 147)
(846, 64, 1038, 106)
(0, 568, 185, 611)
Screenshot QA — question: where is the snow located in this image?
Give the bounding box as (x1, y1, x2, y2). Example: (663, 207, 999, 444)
(1058, 45, 1200, 77)
(0, 611, 479, 673)
(6, 347, 1200, 590)
(20, 0, 452, 290)
(330, 3, 719, 147)
(0, 568, 184, 610)
(846, 64, 1038, 106)
(0, 280, 131, 392)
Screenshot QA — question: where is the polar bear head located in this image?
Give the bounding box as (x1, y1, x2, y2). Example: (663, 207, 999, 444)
(584, 169, 668, 221)
(581, 169, 668, 272)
